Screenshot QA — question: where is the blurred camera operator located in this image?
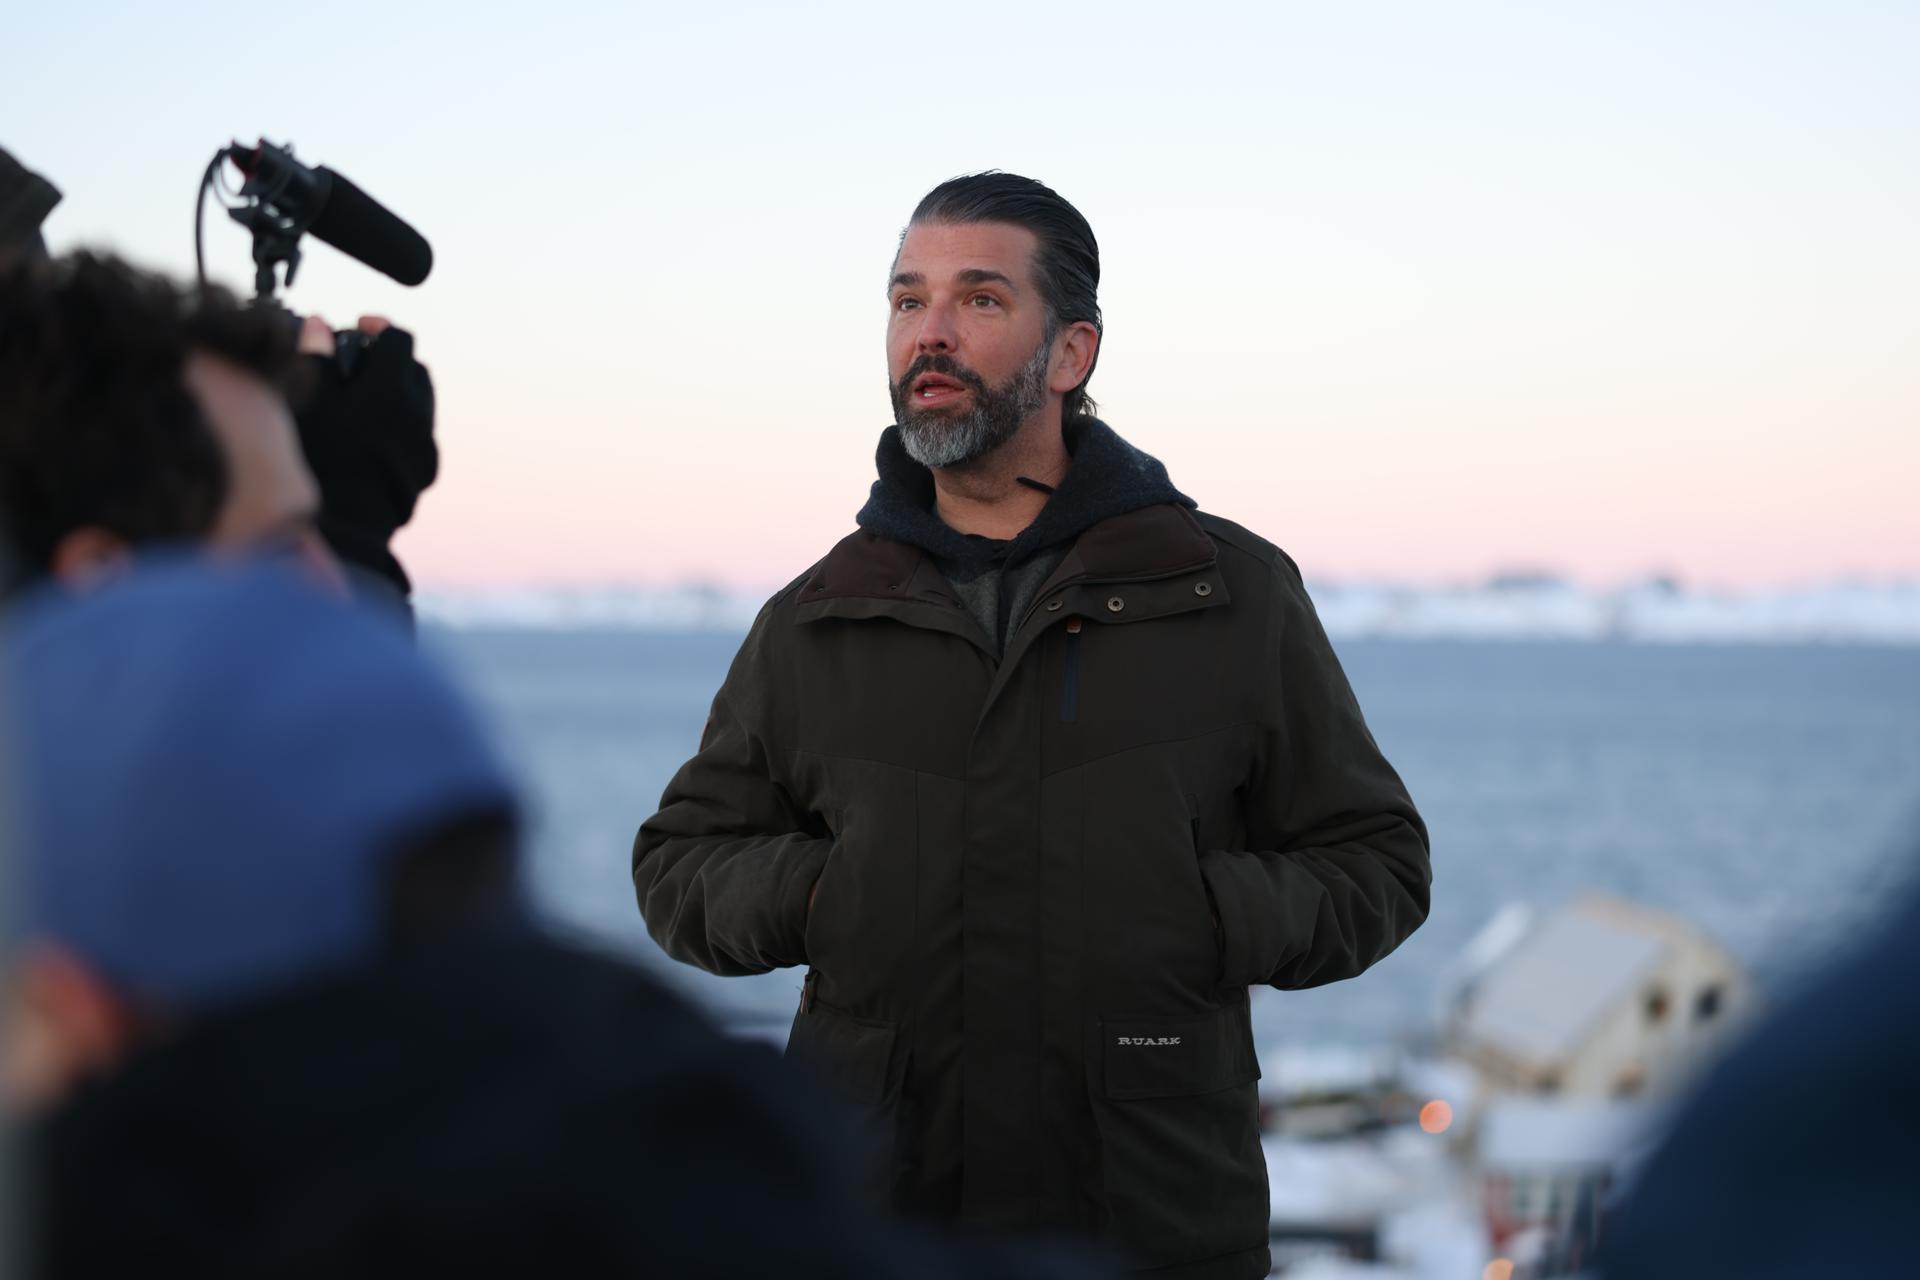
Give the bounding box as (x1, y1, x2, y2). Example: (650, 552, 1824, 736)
(0, 143, 437, 615)
(0, 249, 341, 593)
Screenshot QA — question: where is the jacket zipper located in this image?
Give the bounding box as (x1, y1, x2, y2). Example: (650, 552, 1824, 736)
(801, 968, 819, 1013)
(1061, 618, 1082, 722)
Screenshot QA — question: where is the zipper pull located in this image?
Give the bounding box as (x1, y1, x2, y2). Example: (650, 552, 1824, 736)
(1061, 618, 1083, 723)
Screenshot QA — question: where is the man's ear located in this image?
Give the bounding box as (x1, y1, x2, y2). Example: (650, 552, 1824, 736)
(1050, 320, 1100, 397)
(49, 526, 131, 589)
(3, 945, 139, 1111)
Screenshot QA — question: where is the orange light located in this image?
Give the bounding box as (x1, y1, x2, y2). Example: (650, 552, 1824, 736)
(1483, 1260, 1514, 1280)
(1419, 1099, 1454, 1134)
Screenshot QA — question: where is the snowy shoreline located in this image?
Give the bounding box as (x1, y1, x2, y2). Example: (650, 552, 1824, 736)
(415, 577, 1920, 646)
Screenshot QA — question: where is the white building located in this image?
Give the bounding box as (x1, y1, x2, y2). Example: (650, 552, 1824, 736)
(1444, 894, 1753, 1100)
(1436, 896, 1756, 1273)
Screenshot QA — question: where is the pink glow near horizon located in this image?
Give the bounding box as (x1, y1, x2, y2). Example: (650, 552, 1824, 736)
(396, 295, 1920, 594)
(397, 404, 1920, 594)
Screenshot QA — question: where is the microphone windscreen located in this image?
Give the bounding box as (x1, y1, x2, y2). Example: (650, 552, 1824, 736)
(309, 168, 433, 287)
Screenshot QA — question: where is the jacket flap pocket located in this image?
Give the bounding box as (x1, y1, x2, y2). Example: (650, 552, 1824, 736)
(785, 999, 898, 1106)
(1099, 1004, 1259, 1101)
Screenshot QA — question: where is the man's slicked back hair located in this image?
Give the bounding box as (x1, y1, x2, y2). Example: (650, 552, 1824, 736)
(909, 172, 1102, 419)
(0, 252, 301, 583)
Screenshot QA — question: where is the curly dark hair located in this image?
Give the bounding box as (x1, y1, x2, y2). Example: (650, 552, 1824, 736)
(0, 251, 301, 584)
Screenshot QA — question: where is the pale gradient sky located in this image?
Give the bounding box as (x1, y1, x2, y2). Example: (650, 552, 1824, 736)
(8, 1, 1916, 590)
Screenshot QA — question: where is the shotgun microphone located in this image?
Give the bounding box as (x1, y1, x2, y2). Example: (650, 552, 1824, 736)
(225, 141, 433, 286)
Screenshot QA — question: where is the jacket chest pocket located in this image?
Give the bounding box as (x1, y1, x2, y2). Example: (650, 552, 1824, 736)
(1041, 609, 1244, 768)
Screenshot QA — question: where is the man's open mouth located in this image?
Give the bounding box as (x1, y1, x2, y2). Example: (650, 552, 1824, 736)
(912, 374, 968, 400)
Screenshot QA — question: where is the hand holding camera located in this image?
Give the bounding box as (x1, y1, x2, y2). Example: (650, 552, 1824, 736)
(292, 312, 438, 601)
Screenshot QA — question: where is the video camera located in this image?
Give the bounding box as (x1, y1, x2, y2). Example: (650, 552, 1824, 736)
(197, 139, 433, 364)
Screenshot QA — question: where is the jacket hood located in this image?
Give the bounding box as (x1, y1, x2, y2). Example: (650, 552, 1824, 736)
(855, 417, 1193, 577)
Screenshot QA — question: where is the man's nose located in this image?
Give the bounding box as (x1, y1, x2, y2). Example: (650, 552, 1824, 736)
(914, 306, 958, 354)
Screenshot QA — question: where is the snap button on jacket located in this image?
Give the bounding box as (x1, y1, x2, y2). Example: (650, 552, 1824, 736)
(634, 501, 1431, 1279)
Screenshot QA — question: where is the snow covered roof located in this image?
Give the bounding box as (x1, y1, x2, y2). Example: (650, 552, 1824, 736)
(1478, 1096, 1663, 1169)
(1265, 1126, 1461, 1228)
(1262, 1044, 1399, 1098)
(1265, 1137, 1417, 1227)
(1282, 1261, 1420, 1280)
(1455, 899, 1668, 1069)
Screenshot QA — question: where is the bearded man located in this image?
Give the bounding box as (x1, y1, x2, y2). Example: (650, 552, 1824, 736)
(633, 172, 1431, 1279)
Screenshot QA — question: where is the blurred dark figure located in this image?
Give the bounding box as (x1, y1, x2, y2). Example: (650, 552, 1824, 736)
(0, 146, 61, 588)
(0, 144, 435, 612)
(0, 147, 59, 262)
(1601, 870, 1920, 1276)
(1, 560, 1107, 1279)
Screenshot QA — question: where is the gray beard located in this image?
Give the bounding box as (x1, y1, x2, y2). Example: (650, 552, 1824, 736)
(895, 337, 1053, 471)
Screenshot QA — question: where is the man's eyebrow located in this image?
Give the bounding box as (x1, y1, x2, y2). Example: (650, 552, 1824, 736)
(955, 268, 1018, 292)
(886, 268, 1021, 294)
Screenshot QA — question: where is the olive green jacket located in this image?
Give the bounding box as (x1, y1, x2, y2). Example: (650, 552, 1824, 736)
(635, 500, 1430, 1279)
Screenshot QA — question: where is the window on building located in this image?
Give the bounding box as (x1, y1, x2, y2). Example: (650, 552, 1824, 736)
(1515, 1178, 1540, 1218)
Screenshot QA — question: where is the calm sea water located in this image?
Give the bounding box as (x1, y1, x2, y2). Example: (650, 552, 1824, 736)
(425, 629, 1920, 1051)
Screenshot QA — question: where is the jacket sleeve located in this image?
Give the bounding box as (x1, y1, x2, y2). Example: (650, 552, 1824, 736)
(632, 599, 833, 976)
(1199, 553, 1431, 991)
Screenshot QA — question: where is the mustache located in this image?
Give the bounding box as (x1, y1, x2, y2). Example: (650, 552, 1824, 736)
(895, 353, 989, 396)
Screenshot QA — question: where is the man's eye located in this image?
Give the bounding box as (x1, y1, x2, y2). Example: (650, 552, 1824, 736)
(894, 297, 921, 312)
(969, 294, 1000, 308)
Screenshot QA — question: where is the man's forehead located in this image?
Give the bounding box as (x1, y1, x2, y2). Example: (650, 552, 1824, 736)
(892, 220, 1039, 285)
